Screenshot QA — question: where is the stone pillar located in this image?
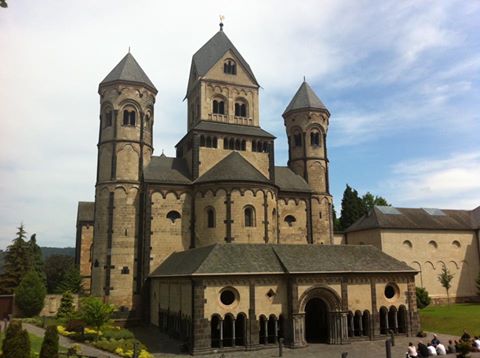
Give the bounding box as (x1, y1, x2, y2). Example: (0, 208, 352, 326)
(232, 319, 236, 347)
(219, 319, 224, 348)
(291, 313, 306, 347)
(191, 280, 210, 355)
(274, 318, 278, 344)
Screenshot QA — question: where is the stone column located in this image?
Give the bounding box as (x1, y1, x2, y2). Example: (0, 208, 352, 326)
(232, 319, 236, 347)
(291, 313, 306, 348)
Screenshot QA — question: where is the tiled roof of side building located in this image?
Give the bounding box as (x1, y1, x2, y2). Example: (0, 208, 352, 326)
(149, 243, 416, 278)
(77, 201, 95, 223)
(194, 152, 270, 184)
(284, 81, 328, 115)
(144, 154, 191, 184)
(188, 30, 259, 94)
(345, 206, 476, 232)
(274, 167, 311, 192)
(100, 53, 157, 92)
(193, 121, 275, 138)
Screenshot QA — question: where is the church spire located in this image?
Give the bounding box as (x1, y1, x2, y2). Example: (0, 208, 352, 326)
(283, 81, 328, 115)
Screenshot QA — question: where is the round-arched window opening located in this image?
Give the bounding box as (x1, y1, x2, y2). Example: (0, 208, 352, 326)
(384, 283, 399, 300)
(403, 240, 413, 249)
(452, 240, 461, 248)
(284, 215, 296, 227)
(166, 210, 181, 223)
(220, 289, 237, 306)
(428, 240, 438, 249)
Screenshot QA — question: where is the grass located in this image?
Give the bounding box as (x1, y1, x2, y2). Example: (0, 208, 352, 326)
(420, 303, 480, 336)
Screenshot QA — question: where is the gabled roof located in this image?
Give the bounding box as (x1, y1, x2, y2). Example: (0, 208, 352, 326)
(346, 206, 477, 232)
(284, 81, 328, 115)
(144, 154, 191, 184)
(100, 53, 157, 93)
(187, 30, 259, 94)
(193, 120, 275, 138)
(149, 243, 416, 277)
(194, 152, 270, 184)
(77, 202, 94, 223)
(274, 167, 311, 193)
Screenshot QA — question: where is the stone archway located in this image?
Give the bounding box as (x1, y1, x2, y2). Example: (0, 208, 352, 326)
(298, 285, 346, 345)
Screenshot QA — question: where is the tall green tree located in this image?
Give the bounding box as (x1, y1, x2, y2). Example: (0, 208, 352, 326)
(44, 254, 75, 293)
(57, 291, 75, 321)
(15, 270, 47, 317)
(339, 185, 364, 230)
(27, 233, 45, 281)
(438, 264, 454, 304)
(39, 325, 59, 358)
(0, 224, 31, 294)
(361, 192, 390, 213)
(55, 266, 83, 294)
(1, 321, 31, 358)
(79, 297, 115, 330)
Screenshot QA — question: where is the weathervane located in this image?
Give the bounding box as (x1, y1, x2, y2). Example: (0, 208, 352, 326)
(219, 15, 225, 31)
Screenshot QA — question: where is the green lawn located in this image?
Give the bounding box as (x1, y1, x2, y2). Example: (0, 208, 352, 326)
(420, 303, 480, 336)
(0, 331, 67, 356)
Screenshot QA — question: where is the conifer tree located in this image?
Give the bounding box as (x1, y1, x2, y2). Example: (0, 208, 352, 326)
(39, 325, 59, 358)
(339, 185, 364, 230)
(27, 233, 45, 281)
(0, 224, 31, 294)
(57, 290, 75, 321)
(15, 270, 47, 317)
(55, 266, 83, 294)
(1, 321, 31, 358)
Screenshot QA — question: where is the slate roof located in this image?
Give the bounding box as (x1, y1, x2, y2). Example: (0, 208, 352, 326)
(274, 167, 311, 192)
(144, 154, 191, 184)
(188, 30, 259, 94)
(149, 243, 415, 277)
(193, 121, 275, 139)
(346, 206, 477, 232)
(195, 152, 270, 185)
(284, 81, 328, 115)
(77, 202, 94, 222)
(100, 53, 157, 93)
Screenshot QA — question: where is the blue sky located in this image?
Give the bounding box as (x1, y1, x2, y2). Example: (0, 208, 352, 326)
(0, 0, 479, 249)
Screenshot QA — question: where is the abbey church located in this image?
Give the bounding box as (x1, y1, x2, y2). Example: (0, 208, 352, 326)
(75, 25, 479, 354)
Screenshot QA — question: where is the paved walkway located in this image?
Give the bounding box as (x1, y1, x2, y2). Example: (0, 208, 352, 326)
(23, 323, 121, 358)
(130, 326, 480, 358)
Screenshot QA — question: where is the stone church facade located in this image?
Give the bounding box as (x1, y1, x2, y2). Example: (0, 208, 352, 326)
(76, 26, 422, 353)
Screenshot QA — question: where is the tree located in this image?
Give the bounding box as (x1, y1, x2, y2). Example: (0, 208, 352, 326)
(15, 270, 47, 317)
(416, 287, 431, 309)
(0, 224, 31, 294)
(339, 185, 364, 230)
(44, 254, 75, 293)
(55, 266, 83, 294)
(438, 264, 454, 304)
(79, 297, 114, 330)
(1, 321, 31, 358)
(39, 325, 59, 358)
(332, 205, 342, 232)
(27, 233, 45, 281)
(0, 1, 7, 9)
(57, 291, 75, 321)
(361, 192, 390, 213)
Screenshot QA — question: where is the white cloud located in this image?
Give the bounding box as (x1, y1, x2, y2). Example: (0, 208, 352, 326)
(384, 152, 480, 209)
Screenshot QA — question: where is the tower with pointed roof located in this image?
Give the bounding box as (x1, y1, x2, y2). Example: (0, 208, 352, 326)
(91, 52, 157, 309)
(283, 81, 334, 244)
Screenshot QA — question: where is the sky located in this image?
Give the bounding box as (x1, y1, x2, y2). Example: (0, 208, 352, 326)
(0, 0, 479, 249)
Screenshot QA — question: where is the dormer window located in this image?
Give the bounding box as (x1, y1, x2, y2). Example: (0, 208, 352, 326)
(213, 99, 225, 115)
(123, 110, 136, 126)
(234, 102, 247, 117)
(224, 59, 237, 75)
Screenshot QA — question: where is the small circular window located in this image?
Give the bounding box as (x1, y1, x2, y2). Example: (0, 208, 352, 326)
(220, 288, 237, 306)
(384, 283, 399, 300)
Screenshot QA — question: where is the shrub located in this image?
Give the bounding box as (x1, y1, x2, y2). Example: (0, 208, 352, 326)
(78, 297, 114, 330)
(39, 325, 59, 358)
(416, 287, 431, 309)
(66, 319, 86, 333)
(1, 320, 31, 358)
(15, 270, 47, 317)
(57, 290, 75, 321)
(102, 327, 134, 340)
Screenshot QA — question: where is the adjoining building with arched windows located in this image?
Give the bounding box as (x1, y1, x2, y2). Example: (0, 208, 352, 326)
(73, 24, 443, 354)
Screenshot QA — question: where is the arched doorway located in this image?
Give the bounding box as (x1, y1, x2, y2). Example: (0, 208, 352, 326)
(305, 297, 329, 343)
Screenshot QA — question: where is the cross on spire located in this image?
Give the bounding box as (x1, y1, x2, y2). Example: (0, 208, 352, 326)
(219, 15, 225, 31)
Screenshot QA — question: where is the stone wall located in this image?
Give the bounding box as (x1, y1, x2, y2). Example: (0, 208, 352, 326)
(40, 294, 79, 317)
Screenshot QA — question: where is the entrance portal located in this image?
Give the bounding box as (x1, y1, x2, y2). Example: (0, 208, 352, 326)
(305, 297, 329, 343)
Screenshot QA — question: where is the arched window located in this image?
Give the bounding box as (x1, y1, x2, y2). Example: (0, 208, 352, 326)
(235, 102, 247, 117)
(224, 59, 237, 74)
(223, 137, 229, 149)
(244, 206, 255, 227)
(241, 140, 246, 151)
(235, 139, 241, 150)
(263, 142, 269, 153)
(200, 135, 206, 147)
(229, 138, 234, 150)
(213, 99, 225, 115)
(123, 110, 136, 126)
(294, 132, 302, 147)
(206, 136, 212, 148)
(310, 131, 320, 146)
(104, 111, 113, 128)
(284, 215, 296, 227)
(166, 210, 181, 223)
(212, 137, 218, 148)
(207, 208, 215, 228)
(252, 141, 257, 152)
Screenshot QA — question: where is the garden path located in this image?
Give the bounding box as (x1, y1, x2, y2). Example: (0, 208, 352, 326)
(23, 323, 122, 358)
